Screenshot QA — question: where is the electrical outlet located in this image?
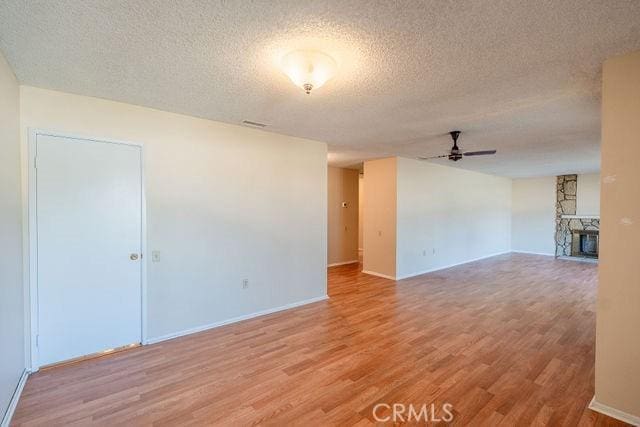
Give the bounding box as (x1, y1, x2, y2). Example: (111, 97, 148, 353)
(242, 279, 249, 289)
(152, 251, 161, 262)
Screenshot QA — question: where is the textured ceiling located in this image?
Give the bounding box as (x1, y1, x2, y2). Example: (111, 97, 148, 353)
(2, 1, 640, 177)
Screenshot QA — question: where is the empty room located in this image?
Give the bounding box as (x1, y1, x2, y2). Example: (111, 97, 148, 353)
(1, 1, 639, 426)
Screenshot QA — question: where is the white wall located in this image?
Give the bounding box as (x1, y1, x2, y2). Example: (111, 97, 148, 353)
(511, 177, 557, 255)
(511, 173, 600, 256)
(577, 173, 601, 216)
(396, 158, 512, 279)
(0, 51, 25, 420)
(20, 86, 327, 342)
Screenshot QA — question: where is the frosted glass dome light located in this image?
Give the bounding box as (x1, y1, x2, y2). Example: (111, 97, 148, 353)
(281, 50, 337, 94)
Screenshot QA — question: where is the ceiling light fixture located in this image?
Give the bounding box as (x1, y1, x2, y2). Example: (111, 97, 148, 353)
(281, 50, 337, 94)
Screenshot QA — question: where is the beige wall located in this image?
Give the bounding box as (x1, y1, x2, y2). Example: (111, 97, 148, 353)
(0, 50, 25, 420)
(596, 50, 640, 419)
(327, 167, 359, 266)
(20, 86, 328, 342)
(358, 175, 364, 250)
(362, 158, 397, 278)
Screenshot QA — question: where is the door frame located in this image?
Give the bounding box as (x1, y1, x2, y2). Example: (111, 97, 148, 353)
(27, 129, 148, 371)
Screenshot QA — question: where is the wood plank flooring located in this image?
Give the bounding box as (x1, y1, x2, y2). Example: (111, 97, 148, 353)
(12, 253, 627, 426)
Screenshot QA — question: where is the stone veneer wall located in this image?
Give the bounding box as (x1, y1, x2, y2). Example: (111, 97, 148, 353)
(555, 174, 600, 256)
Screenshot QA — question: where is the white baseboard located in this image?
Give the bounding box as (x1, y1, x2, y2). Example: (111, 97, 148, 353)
(589, 396, 640, 426)
(1, 369, 29, 427)
(327, 260, 359, 267)
(511, 250, 555, 256)
(145, 295, 329, 345)
(361, 270, 397, 280)
(395, 251, 511, 280)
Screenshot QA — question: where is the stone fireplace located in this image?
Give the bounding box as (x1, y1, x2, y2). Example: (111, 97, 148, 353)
(555, 175, 600, 259)
(571, 229, 599, 258)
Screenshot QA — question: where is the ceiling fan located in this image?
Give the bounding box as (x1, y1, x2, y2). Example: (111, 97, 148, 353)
(418, 131, 497, 162)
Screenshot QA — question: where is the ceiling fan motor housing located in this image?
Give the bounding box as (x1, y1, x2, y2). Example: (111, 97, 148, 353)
(417, 130, 496, 161)
(449, 131, 462, 161)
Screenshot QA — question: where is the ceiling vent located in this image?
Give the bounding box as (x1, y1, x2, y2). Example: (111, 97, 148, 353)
(242, 120, 267, 128)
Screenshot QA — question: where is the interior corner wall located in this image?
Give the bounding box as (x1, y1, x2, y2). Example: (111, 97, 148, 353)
(19, 86, 328, 342)
(595, 50, 640, 419)
(358, 174, 364, 250)
(395, 158, 511, 279)
(362, 158, 397, 278)
(327, 166, 359, 266)
(511, 176, 557, 255)
(0, 51, 25, 420)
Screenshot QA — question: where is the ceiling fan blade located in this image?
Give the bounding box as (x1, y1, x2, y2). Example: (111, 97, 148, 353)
(417, 155, 448, 160)
(463, 150, 497, 156)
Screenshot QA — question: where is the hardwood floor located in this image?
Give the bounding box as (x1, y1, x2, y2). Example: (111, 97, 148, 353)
(12, 254, 627, 426)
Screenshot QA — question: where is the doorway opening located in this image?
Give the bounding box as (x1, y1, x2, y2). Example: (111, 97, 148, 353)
(327, 165, 361, 270)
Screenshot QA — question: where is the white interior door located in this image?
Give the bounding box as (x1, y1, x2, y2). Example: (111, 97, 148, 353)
(35, 133, 143, 366)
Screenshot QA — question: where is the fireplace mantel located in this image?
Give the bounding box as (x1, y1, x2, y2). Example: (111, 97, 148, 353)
(560, 214, 600, 219)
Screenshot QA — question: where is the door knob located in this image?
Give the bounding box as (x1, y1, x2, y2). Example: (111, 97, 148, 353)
(130, 253, 139, 260)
